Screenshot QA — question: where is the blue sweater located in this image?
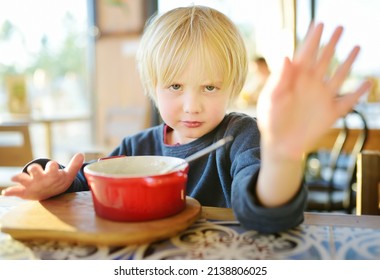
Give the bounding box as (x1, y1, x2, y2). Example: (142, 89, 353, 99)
(33, 112, 307, 233)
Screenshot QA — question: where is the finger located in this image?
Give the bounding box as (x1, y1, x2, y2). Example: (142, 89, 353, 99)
(45, 160, 59, 174)
(65, 153, 85, 179)
(1, 185, 26, 197)
(293, 21, 315, 60)
(273, 57, 294, 97)
(26, 163, 45, 179)
(260, 57, 293, 101)
(294, 22, 324, 67)
(11, 172, 33, 186)
(328, 46, 360, 93)
(306, 21, 315, 34)
(314, 26, 344, 79)
(335, 80, 372, 116)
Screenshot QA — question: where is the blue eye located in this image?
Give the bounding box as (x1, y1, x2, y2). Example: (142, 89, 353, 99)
(170, 84, 181, 90)
(205, 85, 216, 92)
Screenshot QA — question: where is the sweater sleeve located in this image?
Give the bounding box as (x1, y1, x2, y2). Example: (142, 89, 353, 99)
(232, 174, 307, 233)
(225, 113, 307, 233)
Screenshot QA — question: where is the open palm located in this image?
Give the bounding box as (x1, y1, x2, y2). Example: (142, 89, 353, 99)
(257, 23, 371, 160)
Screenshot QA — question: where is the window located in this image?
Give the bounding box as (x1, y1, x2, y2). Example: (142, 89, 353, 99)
(0, 0, 94, 162)
(296, 0, 380, 127)
(297, 0, 380, 101)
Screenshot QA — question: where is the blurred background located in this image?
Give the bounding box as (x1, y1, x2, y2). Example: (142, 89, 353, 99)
(0, 0, 379, 165)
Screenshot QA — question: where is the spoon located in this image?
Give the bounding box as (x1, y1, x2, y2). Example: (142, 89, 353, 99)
(160, 135, 234, 174)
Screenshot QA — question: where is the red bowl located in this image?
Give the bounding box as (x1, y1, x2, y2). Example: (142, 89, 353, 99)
(83, 156, 188, 222)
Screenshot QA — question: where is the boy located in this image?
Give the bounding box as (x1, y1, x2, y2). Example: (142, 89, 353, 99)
(3, 6, 370, 233)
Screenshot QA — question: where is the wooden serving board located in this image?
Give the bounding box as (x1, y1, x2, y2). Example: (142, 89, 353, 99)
(0, 192, 201, 246)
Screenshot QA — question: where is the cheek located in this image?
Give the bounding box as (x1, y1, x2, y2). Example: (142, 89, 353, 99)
(208, 104, 227, 121)
(156, 95, 177, 120)
(212, 96, 229, 114)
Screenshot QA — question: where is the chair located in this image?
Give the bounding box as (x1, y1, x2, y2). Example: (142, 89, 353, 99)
(104, 106, 149, 147)
(81, 105, 150, 161)
(356, 150, 380, 215)
(304, 109, 368, 213)
(0, 123, 33, 166)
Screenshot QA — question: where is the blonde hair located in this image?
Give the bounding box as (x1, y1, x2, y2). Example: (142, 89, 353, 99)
(136, 5, 248, 105)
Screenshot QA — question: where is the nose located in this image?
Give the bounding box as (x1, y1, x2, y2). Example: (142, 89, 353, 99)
(183, 91, 201, 114)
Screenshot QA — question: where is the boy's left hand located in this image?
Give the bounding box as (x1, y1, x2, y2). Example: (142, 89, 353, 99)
(257, 23, 371, 160)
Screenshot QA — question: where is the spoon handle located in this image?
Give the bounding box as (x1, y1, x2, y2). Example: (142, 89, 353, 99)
(161, 135, 233, 173)
(184, 135, 234, 164)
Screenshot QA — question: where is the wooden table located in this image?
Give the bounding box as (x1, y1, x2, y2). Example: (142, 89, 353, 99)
(1, 193, 380, 260)
(203, 206, 380, 228)
(311, 128, 380, 153)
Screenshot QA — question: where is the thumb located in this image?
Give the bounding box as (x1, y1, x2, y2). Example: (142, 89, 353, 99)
(262, 57, 293, 100)
(65, 153, 85, 179)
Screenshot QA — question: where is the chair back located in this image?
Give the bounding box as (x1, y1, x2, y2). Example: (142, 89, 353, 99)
(342, 110, 368, 187)
(305, 109, 368, 213)
(105, 106, 148, 147)
(0, 123, 33, 166)
(356, 150, 380, 215)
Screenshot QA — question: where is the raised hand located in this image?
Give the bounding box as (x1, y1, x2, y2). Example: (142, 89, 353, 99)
(257, 23, 371, 160)
(1, 153, 84, 200)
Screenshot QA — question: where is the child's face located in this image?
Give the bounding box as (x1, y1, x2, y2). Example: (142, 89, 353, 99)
(156, 59, 230, 145)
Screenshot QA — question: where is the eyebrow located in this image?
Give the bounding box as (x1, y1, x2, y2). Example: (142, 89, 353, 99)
(202, 80, 223, 86)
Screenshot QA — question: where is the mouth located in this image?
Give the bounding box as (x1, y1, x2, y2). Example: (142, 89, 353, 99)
(182, 121, 202, 128)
